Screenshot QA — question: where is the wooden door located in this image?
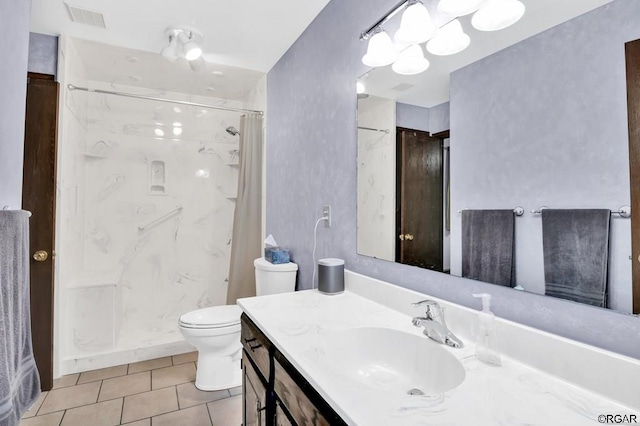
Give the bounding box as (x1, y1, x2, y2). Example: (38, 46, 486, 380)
(396, 128, 443, 270)
(22, 73, 59, 390)
(627, 39, 640, 314)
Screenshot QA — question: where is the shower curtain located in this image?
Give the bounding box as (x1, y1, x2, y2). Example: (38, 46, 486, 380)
(226, 114, 263, 303)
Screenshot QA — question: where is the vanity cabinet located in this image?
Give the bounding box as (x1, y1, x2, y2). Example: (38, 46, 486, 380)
(241, 314, 346, 426)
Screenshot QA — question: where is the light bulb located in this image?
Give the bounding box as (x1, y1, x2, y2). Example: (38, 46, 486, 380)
(362, 30, 398, 68)
(472, 0, 525, 31)
(173, 127, 183, 136)
(154, 128, 165, 137)
(438, 0, 486, 17)
(394, 2, 437, 46)
(392, 44, 430, 76)
(356, 81, 366, 94)
(427, 19, 470, 56)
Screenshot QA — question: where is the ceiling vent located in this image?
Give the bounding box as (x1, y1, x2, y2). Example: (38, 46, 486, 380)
(391, 83, 415, 92)
(64, 3, 106, 28)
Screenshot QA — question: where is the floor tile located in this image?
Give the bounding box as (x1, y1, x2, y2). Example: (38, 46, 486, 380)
(98, 371, 150, 402)
(152, 404, 212, 426)
(172, 351, 198, 365)
(52, 374, 79, 389)
(60, 398, 122, 426)
(77, 365, 128, 384)
(121, 419, 150, 426)
(38, 381, 101, 414)
(19, 411, 64, 426)
(228, 386, 242, 397)
(152, 363, 196, 390)
(121, 387, 178, 424)
(177, 382, 230, 409)
(21, 391, 47, 418)
(207, 395, 242, 426)
(127, 357, 172, 374)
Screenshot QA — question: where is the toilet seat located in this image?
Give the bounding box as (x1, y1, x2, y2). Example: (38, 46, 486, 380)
(178, 304, 242, 329)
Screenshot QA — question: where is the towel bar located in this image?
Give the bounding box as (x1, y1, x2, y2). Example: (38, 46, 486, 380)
(457, 206, 524, 216)
(531, 205, 631, 218)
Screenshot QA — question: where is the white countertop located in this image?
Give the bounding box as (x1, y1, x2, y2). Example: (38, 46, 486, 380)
(238, 277, 636, 425)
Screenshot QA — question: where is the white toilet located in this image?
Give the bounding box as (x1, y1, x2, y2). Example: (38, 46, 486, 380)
(178, 258, 298, 391)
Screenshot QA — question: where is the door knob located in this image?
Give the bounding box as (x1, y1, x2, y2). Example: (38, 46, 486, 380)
(399, 234, 405, 241)
(33, 250, 48, 262)
(399, 234, 414, 241)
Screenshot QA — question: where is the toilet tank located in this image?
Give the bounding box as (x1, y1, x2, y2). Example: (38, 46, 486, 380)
(254, 258, 298, 296)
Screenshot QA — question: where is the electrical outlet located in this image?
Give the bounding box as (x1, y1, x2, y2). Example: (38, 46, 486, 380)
(323, 205, 332, 228)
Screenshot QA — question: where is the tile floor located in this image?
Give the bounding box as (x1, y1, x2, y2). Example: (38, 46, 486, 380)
(20, 352, 242, 426)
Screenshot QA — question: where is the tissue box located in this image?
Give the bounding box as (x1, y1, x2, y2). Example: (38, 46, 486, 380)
(265, 247, 290, 264)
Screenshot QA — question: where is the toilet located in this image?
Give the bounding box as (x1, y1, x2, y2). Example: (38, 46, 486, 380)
(178, 258, 298, 391)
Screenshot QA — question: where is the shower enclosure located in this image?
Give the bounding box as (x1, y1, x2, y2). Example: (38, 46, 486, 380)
(55, 37, 265, 374)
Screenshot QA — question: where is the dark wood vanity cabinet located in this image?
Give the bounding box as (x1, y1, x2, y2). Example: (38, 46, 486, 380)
(241, 314, 347, 426)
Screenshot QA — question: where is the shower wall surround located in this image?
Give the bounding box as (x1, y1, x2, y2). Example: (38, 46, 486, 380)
(357, 96, 396, 260)
(266, 0, 640, 359)
(56, 38, 253, 373)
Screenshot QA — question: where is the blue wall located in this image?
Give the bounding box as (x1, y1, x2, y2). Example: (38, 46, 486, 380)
(0, 0, 32, 209)
(266, 0, 640, 359)
(29, 33, 58, 77)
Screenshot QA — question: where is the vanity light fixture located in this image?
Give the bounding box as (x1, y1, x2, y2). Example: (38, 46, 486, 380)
(362, 29, 398, 67)
(471, 0, 526, 32)
(360, 0, 526, 75)
(393, 1, 437, 48)
(426, 19, 470, 56)
(392, 44, 430, 75)
(437, 0, 485, 17)
(161, 26, 204, 63)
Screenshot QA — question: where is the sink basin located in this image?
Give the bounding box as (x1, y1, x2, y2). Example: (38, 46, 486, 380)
(318, 327, 465, 395)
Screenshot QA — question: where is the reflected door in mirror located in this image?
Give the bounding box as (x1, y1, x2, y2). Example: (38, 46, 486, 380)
(396, 128, 443, 270)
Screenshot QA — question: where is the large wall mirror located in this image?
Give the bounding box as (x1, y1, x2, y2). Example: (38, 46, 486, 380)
(356, 0, 640, 314)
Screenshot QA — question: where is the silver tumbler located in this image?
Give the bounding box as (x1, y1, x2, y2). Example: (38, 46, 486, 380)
(317, 258, 345, 295)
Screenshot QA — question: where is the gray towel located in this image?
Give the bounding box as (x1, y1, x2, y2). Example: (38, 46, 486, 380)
(0, 211, 40, 426)
(461, 210, 515, 287)
(542, 209, 611, 308)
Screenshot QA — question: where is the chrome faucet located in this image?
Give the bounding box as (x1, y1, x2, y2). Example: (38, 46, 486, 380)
(412, 300, 464, 348)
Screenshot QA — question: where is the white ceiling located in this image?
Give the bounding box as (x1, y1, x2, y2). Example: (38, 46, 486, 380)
(363, 0, 613, 107)
(30, 0, 330, 73)
(69, 38, 265, 101)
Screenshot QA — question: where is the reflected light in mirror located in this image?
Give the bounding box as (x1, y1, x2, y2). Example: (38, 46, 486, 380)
(438, 0, 485, 16)
(393, 2, 437, 47)
(472, 0, 526, 31)
(427, 19, 471, 56)
(362, 30, 398, 67)
(392, 44, 430, 75)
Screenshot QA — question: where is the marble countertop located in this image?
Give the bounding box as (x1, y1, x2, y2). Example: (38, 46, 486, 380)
(238, 288, 634, 425)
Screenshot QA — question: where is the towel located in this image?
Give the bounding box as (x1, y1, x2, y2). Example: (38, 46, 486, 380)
(542, 209, 611, 308)
(461, 210, 515, 287)
(0, 211, 40, 426)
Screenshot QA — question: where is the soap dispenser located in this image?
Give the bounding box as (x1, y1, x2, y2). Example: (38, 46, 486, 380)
(472, 293, 501, 367)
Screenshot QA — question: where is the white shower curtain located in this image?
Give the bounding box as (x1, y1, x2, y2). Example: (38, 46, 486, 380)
(226, 114, 263, 303)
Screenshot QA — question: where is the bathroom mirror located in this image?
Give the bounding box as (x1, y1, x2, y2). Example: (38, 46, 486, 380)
(356, 0, 640, 314)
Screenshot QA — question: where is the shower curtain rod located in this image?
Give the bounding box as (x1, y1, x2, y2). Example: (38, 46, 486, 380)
(67, 84, 264, 116)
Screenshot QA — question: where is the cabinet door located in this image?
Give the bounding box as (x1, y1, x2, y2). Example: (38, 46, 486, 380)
(275, 400, 295, 426)
(243, 352, 267, 426)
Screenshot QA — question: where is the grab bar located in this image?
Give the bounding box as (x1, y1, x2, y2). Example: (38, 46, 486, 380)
(138, 206, 183, 232)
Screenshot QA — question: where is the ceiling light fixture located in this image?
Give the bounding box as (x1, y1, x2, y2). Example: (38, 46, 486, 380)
(360, 0, 525, 75)
(161, 26, 204, 63)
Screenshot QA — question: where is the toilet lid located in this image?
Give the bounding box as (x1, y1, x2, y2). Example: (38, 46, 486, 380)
(179, 304, 242, 329)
